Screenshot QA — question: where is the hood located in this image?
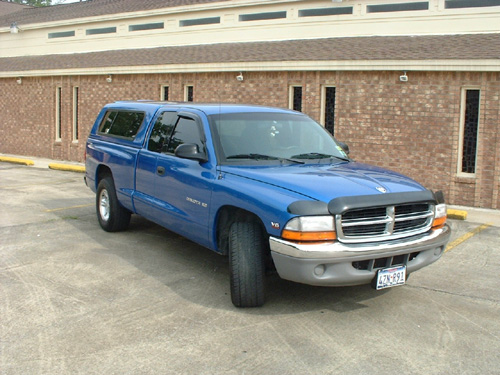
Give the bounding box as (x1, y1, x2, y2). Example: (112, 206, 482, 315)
(221, 161, 426, 202)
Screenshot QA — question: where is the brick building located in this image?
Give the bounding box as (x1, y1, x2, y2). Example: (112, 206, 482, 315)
(0, 0, 499, 209)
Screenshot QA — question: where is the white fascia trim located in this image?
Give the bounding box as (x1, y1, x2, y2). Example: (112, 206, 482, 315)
(2, 60, 500, 78)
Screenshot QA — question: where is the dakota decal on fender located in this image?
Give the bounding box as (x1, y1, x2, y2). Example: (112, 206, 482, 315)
(186, 197, 208, 208)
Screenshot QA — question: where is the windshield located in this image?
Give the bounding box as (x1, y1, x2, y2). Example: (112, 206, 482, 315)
(209, 111, 349, 164)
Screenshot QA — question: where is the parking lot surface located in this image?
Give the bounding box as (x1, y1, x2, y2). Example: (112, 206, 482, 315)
(1, 162, 499, 375)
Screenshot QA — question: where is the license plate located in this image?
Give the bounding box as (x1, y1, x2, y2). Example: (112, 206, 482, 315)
(376, 265, 406, 290)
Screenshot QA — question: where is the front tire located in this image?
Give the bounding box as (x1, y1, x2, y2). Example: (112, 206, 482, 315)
(229, 221, 266, 307)
(96, 176, 131, 232)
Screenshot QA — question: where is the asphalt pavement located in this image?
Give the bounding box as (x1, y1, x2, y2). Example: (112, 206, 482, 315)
(1, 159, 500, 375)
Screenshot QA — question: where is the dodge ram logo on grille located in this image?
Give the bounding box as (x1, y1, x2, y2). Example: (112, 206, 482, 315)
(376, 186, 387, 193)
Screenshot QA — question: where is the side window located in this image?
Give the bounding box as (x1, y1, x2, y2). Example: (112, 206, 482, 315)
(147, 111, 177, 153)
(165, 117, 203, 154)
(99, 111, 117, 134)
(98, 110, 145, 139)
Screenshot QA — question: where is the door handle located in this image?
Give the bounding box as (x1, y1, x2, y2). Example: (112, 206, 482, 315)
(157, 166, 166, 176)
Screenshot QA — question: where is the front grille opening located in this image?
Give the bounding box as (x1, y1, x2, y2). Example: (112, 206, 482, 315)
(343, 223, 386, 236)
(352, 252, 421, 271)
(338, 202, 434, 243)
(396, 203, 429, 215)
(374, 257, 388, 269)
(343, 207, 386, 221)
(409, 252, 420, 261)
(394, 218, 428, 231)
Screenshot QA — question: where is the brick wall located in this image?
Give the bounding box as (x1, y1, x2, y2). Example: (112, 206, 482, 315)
(0, 70, 499, 208)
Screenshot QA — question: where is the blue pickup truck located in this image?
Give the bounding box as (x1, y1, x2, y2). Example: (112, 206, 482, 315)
(85, 101, 451, 307)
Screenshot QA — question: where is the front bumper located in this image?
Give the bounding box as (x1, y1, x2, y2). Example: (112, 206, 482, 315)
(269, 224, 451, 286)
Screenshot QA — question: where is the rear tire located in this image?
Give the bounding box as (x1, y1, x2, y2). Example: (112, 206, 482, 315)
(229, 221, 266, 307)
(96, 176, 131, 232)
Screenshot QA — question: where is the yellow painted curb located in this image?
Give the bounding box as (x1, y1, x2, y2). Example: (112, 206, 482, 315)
(0, 156, 35, 166)
(48, 163, 86, 173)
(447, 208, 467, 220)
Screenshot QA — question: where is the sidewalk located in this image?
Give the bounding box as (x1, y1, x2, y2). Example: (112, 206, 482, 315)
(1, 153, 500, 227)
(448, 205, 500, 227)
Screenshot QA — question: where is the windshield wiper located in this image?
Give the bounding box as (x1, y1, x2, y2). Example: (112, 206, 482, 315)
(291, 153, 350, 162)
(227, 153, 304, 164)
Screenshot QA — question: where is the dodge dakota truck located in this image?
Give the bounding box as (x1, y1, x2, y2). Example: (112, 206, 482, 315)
(85, 101, 451, 307)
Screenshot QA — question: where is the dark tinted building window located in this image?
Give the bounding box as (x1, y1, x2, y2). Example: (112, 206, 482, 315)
(48, 31, 75, 39)
(461, 90, 480, 174)
(367, 2, 428, 13)
(299, 7, 353, 17)
(86, 27, 116, 35)
(292, 86, 303, 112)
(239, 11, 286, 21)
(324, 87, 336, 135)
(180, 17, 220, 27)
(129, 22, 164, 32)
(445, 0, 500, 8)
(186, 86, 194, 102)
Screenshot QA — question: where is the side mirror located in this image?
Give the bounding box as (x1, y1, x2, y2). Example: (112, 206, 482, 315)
(175, 143, 208, 162)
(337, 141, 350, 155)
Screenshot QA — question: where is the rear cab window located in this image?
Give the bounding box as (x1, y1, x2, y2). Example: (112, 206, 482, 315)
(98, 110, 146, 140)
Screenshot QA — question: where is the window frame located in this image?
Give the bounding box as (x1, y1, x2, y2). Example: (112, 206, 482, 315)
(97, 110, 146, 140)
(239, 11, 287, 22)
(289, 85, 303, 112)
(184, 85, 194, 102)
(86, 27, 117, 36)
(164, 114, 206, 156)
(55, 86, 62, 142)
(128, 22, 164, 32)
(445, 0, 500, 9)
(48, 30, 75, 39)
(161, 85, 169, 101)
(146, 110, 177, 153)
(72, 86, 79, 143)
(457, 87, 481, 177)
(179, 17, 220, 27)
(366, 2, 429, 13)
(298, 6, 353, 17)
(320, 85, 336, 135)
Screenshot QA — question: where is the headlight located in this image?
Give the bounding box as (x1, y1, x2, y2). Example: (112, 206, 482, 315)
(432, 203, 447, 229)
(282, 216, 337, 242)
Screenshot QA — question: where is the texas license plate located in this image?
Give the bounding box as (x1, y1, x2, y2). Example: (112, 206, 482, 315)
(376, 265, 406, 290)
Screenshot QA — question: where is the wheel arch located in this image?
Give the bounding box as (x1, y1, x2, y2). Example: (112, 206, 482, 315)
(95, 164, 113, 189)
(214, 205, 268, 256)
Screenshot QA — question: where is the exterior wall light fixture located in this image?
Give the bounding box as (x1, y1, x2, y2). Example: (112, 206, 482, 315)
(236, 72, 244, 82)
(399, 71, 408, 82)
(10, 22, 20, 34)
(16, 77, 22, 85)
(106, 74, 113, 83)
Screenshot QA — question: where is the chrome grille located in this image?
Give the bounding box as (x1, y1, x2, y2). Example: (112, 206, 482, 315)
(335, 203, 434, 243)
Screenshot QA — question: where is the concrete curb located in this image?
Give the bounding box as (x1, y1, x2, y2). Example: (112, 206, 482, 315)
(48, 163, 86, 173)
(1, 155, 85, 173)
(0, 156, 35, 166)
(447, 208, 467, 220)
